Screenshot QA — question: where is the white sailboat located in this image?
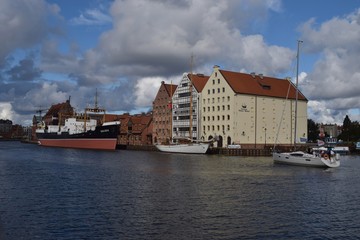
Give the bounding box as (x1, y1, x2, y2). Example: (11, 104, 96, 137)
(156, 56, 213, 154)
(155, 139, 212, 154)
(272, 40, 340, 168)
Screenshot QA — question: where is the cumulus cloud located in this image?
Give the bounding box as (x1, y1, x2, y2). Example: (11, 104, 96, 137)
(0, 102, 14, 120)
(299, 8, 360, 123)
(0, 0, 61, 65)
(95, 0, 291, 78)
(134, 77, 167, 107)
(70, 8, 112, 26)
(6, 54, 43, 82)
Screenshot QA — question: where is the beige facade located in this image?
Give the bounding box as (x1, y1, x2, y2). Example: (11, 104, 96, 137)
(201, 66, 308, 148)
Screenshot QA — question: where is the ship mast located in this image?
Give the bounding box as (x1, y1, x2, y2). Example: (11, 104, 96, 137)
(294, 40, 303, 150)
(189, 55, 193, 141)
(84, 89, 106, 131)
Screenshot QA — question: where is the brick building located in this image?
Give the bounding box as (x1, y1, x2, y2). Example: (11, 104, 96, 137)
(152, 81, 177, 144)
(118, 113, 153, 146)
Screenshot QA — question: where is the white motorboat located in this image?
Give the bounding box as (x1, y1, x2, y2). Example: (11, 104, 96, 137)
(273, 150, 340, 168)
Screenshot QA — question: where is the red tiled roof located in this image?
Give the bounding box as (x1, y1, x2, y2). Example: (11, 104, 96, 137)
(188, 73, 209, 93)
(164, 83, 177, 97)
(219, 70, 307, 101)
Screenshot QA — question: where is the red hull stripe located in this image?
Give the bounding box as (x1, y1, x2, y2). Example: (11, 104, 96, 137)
(38, 138, 117, 150)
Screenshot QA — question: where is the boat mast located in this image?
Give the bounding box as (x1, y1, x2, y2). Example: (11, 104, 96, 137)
(294, 40, 303, 149)
(189, 55, 193, 141)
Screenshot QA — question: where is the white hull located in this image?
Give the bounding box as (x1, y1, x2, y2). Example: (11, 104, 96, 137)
(156, 142, 210, 154)
(273, 151, 340, 168)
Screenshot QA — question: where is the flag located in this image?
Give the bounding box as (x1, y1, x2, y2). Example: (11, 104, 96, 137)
(317, 139, 325, 146)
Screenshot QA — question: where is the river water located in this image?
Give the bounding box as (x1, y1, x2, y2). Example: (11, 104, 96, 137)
(0, 141, 360, 239)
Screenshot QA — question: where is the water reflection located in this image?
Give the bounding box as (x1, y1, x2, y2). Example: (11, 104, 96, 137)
(0, 142, 360, 239)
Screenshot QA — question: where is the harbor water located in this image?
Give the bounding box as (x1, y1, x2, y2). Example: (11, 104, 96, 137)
(1, 141, 360, 239)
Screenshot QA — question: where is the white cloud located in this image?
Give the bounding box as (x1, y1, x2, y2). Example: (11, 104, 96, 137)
(70, 8, 112, 26)
(0, 102, 14, 120)
(0, 0, 60, 65)
(299, 8, 360, 124)
(95, 0, 292, 76)
(134, 77, 166, 107)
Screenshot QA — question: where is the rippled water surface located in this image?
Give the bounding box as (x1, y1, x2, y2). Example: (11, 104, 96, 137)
(1, 141, 360, 239)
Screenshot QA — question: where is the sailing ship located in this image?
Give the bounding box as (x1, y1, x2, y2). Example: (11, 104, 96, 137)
(272, 40, 340, 168)
(36, 92, 120, 150)
(156, 57, 213, 154)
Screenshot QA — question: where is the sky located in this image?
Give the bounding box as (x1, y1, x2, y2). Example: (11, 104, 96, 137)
(1, 0, 360, 126)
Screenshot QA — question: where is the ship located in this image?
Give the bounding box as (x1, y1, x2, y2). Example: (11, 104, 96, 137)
(36, 118, 120, 150)
(35, 94, 120, 150)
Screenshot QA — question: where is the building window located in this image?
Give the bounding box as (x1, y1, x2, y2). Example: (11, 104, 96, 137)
(208, 89, 210, 94)
(212, 98, 214, 103)
(217, 106, 220, 111)
(213, 79, 215, 84)
(212, 89, 215, 94)
(227, 115, 230, 120)
(222, 105, 225, 110)
(218, 88, 220, 93)
(222, 115, 225, 120)
(228, 96, 230, 102)
(203, 117, 206, 121)
(227, 125, 230, 131)
(212, 106, 215, 111)
(212, 116, 215, 121)
(223, 87, 225, 92)
(217, 125, 220, 131)
(215, 72, 217, 77)
(217, 116, 220, 120)
(212, 125, 214, 131)
(208, 116, 210, 121)
(218, 79, 220, 84)
(208, 107, 210, 111)
(203, 107, 206, 112)
(228, 105, 230, 110)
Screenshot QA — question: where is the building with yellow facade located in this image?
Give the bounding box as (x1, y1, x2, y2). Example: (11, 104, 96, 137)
(201, 65, 308, 148)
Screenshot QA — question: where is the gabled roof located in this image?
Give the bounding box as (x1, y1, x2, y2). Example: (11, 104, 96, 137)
(188, 73, 209, 93)
(164, 83, 177, 97)
(44, 100, 73, 117)
(219, 70, 307, 101)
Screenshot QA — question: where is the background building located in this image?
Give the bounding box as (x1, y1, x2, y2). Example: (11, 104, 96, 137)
(152, 81, 177, 144)
(171, 73, 209, 141)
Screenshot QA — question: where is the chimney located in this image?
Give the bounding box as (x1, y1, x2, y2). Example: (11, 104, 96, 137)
(251, 72, 256, 78)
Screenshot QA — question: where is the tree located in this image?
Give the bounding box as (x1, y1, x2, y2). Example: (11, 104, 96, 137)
(307, 119, 319, 142)
(338, 115, 360, 143)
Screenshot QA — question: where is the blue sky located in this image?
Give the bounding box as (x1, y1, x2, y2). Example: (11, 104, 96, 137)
(1, 0, 360, 125)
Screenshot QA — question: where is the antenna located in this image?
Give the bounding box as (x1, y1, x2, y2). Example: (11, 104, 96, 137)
(95, 88, 98, 109)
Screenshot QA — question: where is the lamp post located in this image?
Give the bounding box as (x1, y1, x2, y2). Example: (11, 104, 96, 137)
(264, 127, 267, 148)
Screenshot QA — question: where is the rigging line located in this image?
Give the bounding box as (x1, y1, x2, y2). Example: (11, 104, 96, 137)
(273, 41, 302, 151)
(273, 78, 292, 150)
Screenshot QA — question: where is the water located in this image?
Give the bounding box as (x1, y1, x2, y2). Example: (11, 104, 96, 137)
(1, 141, 360, 239)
